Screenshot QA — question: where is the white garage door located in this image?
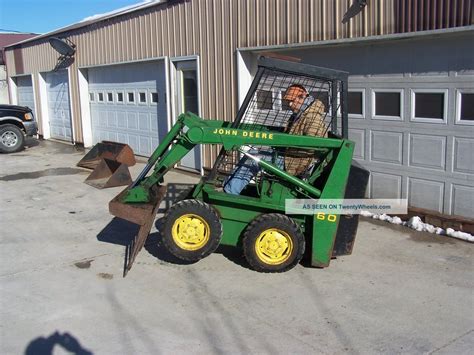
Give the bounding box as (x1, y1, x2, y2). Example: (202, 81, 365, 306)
(16, 75, 35, 116)
(45, 70, 72, 141)
(267, 32, 474, 218)
(88, 61, 167, 157)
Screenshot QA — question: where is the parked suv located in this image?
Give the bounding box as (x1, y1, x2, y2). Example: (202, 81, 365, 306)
(0, 104, 38, 153)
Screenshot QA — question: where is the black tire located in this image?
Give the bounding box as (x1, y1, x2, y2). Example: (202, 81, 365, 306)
(243, 213, 305, 273)
(0, 124, 25, 153)
(162, 199, 222, 261)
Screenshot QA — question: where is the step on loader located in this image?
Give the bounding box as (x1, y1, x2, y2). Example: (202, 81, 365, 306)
(108, 57, 369, 276)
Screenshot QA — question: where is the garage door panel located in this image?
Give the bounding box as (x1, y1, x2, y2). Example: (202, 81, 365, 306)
(150, 114, 158, 132)
(117, 112, 127, 128)
(139, 136, 152, 156)
(16, 76, 36, 117)
(349, 128, 365, 159)
(371, 172, 402, 199)
(138, 113, 150, 131)
(452, 185, 474, 217)
(370, 130, 403, 165)
(128, 135, 138, 150)
(117, 133, 127, 144)
(127, 113, 138, 129)
(107, 111, 117, 128)
(409, 134, 446, 170)
(453, 137, 474, 174)
(408, 178, 444, 213)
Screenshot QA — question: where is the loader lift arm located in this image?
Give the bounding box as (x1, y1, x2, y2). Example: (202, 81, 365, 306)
(122, 111, 348, 204)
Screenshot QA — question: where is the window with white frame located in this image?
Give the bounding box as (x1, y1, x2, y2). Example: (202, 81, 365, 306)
(256, 89, 273, 110)
(348, 90, 365, 118)
(116, 92, 124, 103)
(310, 90, 330, 113)
(107, 92, 114, 103)
(127, 92, 135, 103)
(138, 91, 147, 104)
(280, 89, 291, 111)
(97, 92, 104, 102)
(89, 92, 94, 102)
(150, 91, 159, 104)
(372, 89, 403, 120)
(411, 89, 447, 122)
(457, 90, 474, 123)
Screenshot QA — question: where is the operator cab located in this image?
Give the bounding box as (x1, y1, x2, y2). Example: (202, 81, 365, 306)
(207, 57, 349, 199)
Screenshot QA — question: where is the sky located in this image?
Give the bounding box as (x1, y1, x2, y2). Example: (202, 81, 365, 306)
(0, 0, 150, 34)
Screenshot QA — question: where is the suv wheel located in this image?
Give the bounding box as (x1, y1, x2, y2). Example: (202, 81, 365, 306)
(0, 124, 25, 153)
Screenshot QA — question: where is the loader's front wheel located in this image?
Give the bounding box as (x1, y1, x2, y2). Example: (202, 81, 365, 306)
(162, 199, 222, 261)
(243, 214, 305, 273)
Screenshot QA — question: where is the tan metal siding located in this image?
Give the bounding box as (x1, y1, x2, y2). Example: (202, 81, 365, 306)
(396, 0, 472, 32)
(4, 0, 471, 167)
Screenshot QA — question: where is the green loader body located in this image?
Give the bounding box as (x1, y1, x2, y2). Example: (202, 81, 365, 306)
(109, 58, 369, 275)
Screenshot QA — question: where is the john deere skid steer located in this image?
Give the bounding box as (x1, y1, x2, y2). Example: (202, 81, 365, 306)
(108, 57, 369, 275)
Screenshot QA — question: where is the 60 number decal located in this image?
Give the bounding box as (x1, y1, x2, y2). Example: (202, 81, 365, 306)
(315, 212, 337, 223)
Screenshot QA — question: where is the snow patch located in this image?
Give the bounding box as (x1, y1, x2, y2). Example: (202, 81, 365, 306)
(360, 211, 473, 243)
(446, 228, 474, 242)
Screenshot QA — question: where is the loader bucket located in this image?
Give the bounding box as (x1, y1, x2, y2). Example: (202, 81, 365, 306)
(109, 184, 167, 276)
(84, 158, 133, 189)
(77, 141, 136, 169)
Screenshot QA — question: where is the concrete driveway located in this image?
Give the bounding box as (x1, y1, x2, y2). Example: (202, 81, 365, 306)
(1, 140, 473, 354)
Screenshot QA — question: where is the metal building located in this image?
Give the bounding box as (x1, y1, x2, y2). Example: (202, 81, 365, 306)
(4, 0, 473, 219)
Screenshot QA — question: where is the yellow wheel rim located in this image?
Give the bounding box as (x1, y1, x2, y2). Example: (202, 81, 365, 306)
(255, 228, 293, 265)
(172, 214, 210, 251)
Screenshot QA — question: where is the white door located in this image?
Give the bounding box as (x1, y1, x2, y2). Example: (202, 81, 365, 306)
(45, 70, 72, 141)
(173, 60, 201, 171)
(88, 61, 167, 157)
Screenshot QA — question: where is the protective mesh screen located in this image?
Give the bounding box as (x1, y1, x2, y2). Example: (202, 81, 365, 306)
(215, 67, 341, 179)
(236, 68, 335, 131)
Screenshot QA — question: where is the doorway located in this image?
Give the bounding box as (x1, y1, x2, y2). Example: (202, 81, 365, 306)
(172, 59, 201, 172)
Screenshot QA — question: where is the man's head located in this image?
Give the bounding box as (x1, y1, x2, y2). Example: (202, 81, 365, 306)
(283, 84, 308, 113)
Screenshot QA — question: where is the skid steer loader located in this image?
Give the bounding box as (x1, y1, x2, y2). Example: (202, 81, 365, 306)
(108, 57, 369, 275)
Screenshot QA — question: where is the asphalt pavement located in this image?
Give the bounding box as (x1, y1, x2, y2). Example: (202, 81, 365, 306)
(0, 139, 473, 354)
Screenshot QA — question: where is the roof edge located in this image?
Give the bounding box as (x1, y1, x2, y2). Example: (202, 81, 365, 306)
(4, 0, 168, 49)
(238, 26, 474, 52)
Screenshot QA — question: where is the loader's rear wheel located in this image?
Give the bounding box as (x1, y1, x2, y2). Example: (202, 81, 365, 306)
(243, 214, 305, 273)
(162, 199, 222, 261)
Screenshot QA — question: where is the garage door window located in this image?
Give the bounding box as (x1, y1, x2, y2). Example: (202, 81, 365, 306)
(138, 92, 147, 105)
(411, 89, 447, 123)
(456, 90, 474, 125)
(311, 90, 330, 113)
(150, 92, 159, 104)
(348, 90, 365, 118)
(256, 90, 273, 110)
(372, 89, 403, 120)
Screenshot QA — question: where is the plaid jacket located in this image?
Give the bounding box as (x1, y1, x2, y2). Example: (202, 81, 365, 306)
(284, 99, 327, 176)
